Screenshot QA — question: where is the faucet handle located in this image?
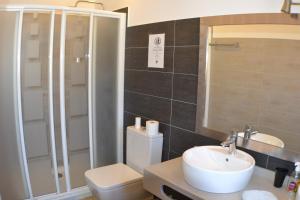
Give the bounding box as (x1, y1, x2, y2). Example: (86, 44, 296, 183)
(244, 124, 257, 132)
(230, 129, 238, 137)
(244, 124, 252, 131)
(229, 130, 238, 144)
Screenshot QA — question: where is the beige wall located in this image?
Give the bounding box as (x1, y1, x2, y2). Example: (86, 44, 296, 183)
(213, 24, 300, 40)
(207, 37, 300, 152)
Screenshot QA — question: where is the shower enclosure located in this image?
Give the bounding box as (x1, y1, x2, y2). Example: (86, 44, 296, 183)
(0, 5, 125, 200)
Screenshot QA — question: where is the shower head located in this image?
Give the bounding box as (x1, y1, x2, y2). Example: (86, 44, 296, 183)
(281, 0, 291, 13)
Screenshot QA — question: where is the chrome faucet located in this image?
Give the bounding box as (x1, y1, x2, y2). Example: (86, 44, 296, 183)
(221, 131, 238, 155)
(243, 125, 258, 140)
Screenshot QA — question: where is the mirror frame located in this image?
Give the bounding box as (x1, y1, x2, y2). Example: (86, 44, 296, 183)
(196, 13, 300, 163)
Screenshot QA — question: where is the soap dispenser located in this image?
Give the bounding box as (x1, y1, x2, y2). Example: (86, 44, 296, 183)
(297, 185, 300, 200)
(288, 162, 300, 200)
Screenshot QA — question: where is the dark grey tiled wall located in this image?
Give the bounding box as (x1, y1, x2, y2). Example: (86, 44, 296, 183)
(124, 18, 200, 161)
(123, 17, 295, 173)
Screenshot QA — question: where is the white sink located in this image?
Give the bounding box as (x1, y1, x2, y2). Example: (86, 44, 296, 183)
(238, 132, 285, 148)
(182, 146, 255, 193)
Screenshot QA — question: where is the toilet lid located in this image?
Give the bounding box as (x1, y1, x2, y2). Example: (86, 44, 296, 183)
(85, 163, 143, 190)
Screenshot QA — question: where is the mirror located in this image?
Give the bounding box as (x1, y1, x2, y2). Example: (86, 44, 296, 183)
(202, 24, 300, 152)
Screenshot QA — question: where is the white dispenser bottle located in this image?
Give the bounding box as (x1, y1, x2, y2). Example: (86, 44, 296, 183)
(288, 162, 300, 200)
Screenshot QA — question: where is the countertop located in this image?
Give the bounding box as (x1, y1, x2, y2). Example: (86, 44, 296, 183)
(143, 157, 289, 200)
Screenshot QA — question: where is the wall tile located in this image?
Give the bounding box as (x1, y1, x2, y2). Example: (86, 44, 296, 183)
(125, 47, 147, 68)
(238, 147, 268, 168)
(170, 127, 219, 154)
(23, 90, 44, 121)
(69, 116, 89, 151)
(174, 46, 199, 74)
(124, 91, 171, 124)
(267, 156, 295, 174)
(125, 70, 172, 98)
(175, 18, 200, 46)
(171, 101, 197, 131)
(69, 151, 90, 188)
(126, 21, 175, 47)
(71, 62, 86, 85)
(170, 127, 197, 154)
(173, 74, 198, 104)
(125, 47, 174, 72)
(162, 151, 170, 161)
(24, 62, 42, 87)
(24, 121, 48, 158)
(123, 112, 135, 162)
(70, 87, 88, 116)
(169, 151, 181, 159)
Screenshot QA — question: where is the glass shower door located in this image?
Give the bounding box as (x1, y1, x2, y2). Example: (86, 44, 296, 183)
(20, 12, 59, 197)
(62, 13, 91, 189)
(19, 11, 93, 195)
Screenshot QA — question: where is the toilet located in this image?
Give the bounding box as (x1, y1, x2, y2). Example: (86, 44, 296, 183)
(85, 126, 163, 200)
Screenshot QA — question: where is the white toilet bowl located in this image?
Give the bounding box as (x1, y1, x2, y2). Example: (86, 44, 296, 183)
(85, 163, 151, 200)
(85, 126, 163, 200)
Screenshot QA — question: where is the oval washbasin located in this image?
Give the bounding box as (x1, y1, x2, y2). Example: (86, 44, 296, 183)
(182, 146, 255, 193)
(238, 132, 284, 148)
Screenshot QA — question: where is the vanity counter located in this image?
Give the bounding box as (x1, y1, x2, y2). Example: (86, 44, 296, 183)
(144, 157, 288, 200)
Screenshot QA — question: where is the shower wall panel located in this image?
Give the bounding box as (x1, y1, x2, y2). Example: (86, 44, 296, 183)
(0, 11, 29, 200)
(20, 12, 57, 197)
(93, 16, 120, 167)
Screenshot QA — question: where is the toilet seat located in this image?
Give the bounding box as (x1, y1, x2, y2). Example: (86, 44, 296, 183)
(85, 163, 143, 191)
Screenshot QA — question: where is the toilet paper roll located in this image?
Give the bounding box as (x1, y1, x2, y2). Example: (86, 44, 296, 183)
(146, 120, 159, 136)
(135, 117, 141, 129)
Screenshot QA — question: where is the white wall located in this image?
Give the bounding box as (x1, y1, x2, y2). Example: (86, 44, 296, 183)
(6, 0, 75, 6)
(3, 0, 291, 26)
(5, 0, 102, 8)
(103, 0, 285, 26)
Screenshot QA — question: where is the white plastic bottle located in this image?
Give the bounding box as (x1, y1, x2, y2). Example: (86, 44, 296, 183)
(288, 162, 300, 200)
(296, 180, 300, 200)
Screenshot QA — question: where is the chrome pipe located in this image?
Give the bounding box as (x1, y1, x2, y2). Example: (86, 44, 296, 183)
(209, 42, 239, 48)
(74, 0, 104, 10)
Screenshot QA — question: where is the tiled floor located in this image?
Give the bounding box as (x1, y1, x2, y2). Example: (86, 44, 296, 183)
(83, 197, 96, 200)
(83, 196, 159, 200)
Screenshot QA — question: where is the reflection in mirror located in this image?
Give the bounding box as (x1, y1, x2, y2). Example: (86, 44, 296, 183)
(237, 125, 284, 148)
(203, 24, 300, 152)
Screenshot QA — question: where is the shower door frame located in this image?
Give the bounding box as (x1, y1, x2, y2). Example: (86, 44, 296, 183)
(0, 5, 126, 200)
